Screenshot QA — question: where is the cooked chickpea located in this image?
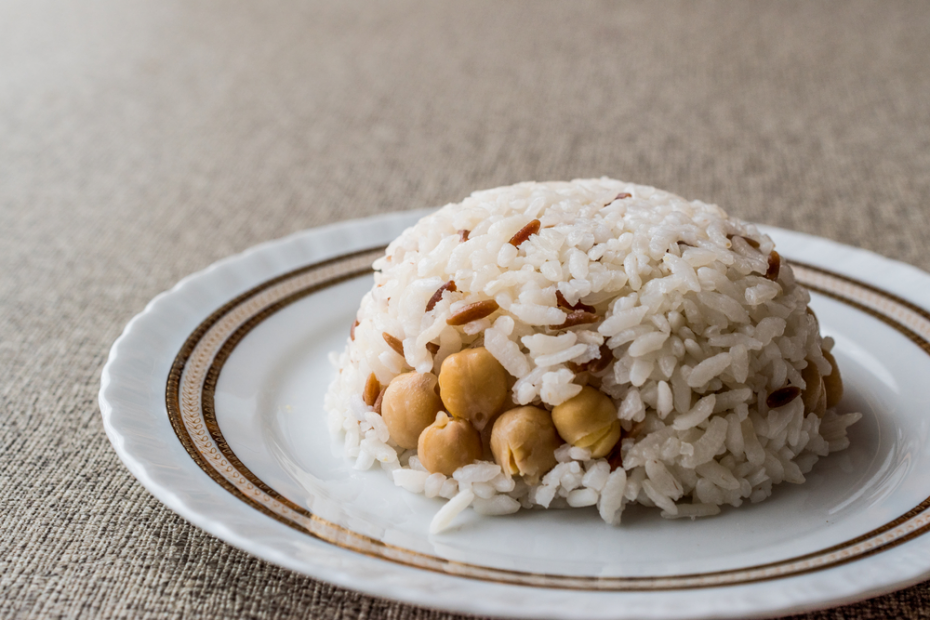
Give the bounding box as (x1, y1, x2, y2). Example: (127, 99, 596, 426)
(584, 420, 622, 458)
(438, 347, 510, 430)
(417, 415, 482, 476)
(801, 359, 826, 417)
(380, 372, 444, 450)
(490, 406, 561, 484)
(821, 348, 844, 408)
(551, 386, 621, 458)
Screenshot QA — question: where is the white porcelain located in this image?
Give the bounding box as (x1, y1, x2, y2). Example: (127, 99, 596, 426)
(100, 210, 930, 620)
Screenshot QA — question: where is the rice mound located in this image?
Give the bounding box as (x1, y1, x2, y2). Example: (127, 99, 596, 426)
(324, 178, 860, 532)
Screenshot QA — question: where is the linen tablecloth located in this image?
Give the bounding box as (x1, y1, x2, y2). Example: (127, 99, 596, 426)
(2, 1, 929, 617)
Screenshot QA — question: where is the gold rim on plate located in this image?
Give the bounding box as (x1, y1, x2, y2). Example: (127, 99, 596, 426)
(165, 246, 930, 591)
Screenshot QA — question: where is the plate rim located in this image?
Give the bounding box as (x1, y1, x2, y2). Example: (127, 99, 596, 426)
(168, 247, 930, 589)
(100, 211, 930, 619)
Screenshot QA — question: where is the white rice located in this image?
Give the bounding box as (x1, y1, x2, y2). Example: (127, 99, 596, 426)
(324, 178, 861, 533)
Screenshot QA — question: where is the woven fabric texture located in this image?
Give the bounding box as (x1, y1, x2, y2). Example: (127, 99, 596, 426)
(1, 1, 929, 618)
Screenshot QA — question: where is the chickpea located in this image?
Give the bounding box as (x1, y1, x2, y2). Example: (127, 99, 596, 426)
(801, 359, 826, 417)
(584, 420, 622, 458)
(417, 415, 482, 476)
(438, 347, 510, 430)
(381, 372, 444, 450)
(490, 406, 561, 484)
(551, 386, 621, 458)
(821, 348, 844, 408)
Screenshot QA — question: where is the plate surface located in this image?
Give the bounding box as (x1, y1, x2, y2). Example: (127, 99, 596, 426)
(100, 210, 930, 619)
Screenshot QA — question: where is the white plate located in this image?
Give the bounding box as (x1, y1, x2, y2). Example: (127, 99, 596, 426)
(100, 210, 930, 620)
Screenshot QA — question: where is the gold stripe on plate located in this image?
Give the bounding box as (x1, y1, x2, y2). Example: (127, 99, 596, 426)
(165, 249, 930, 591)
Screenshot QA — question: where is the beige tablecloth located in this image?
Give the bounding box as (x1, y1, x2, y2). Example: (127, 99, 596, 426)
(2, 1, 929, 618)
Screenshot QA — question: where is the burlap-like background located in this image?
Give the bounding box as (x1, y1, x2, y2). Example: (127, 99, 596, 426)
(2, 1, 928, 618)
